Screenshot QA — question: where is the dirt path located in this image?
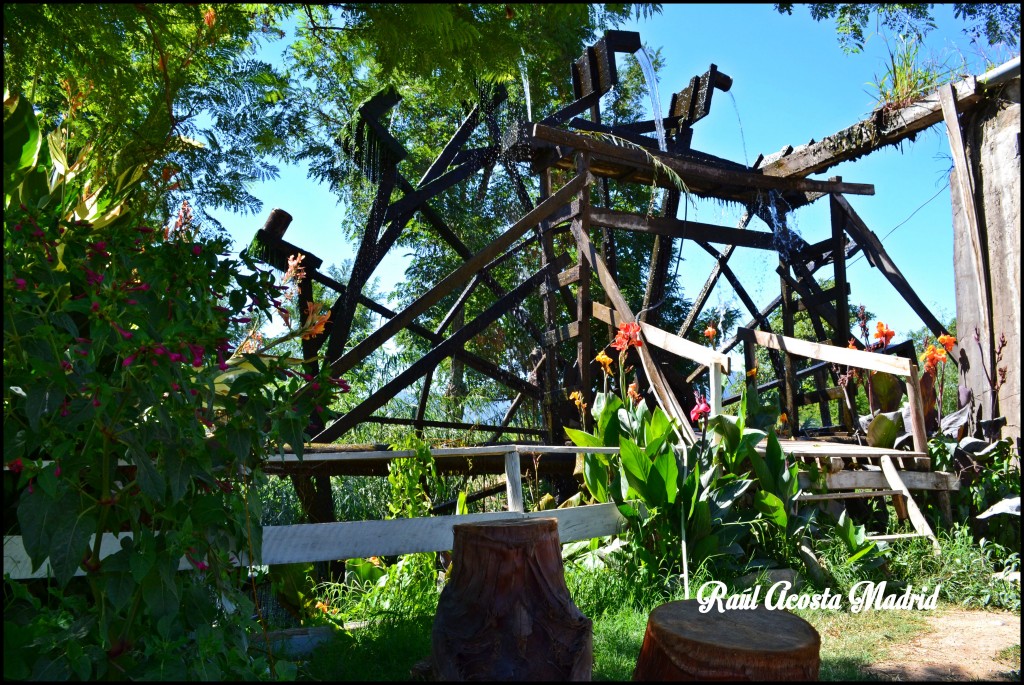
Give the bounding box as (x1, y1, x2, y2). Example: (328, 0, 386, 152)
(864, 608, 1020, 681)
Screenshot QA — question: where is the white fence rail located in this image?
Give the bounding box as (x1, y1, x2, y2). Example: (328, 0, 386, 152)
(4, 445, 626, 580)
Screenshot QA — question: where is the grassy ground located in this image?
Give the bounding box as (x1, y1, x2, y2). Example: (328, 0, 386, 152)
(289, 598, 956, 681)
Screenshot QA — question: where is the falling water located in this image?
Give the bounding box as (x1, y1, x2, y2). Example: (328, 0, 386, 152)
(633, 47, 667, 153)
(726, 91, 750, 169)
(520, 48, 532, 122)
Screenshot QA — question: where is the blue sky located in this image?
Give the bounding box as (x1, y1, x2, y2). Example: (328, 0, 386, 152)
(208, 4, 1018, 348)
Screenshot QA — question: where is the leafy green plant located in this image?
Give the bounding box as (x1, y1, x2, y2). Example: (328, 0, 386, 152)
(867, 34, 957, 110)
(4, 93, 348, 679)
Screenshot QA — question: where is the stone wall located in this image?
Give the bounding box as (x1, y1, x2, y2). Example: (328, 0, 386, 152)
(951, 77, 1020, 449)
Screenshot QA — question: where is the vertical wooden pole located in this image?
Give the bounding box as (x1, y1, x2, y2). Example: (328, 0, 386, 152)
(905, 362, 930, 454)
(504, 450, 525, 513)
(779, 261, 800, 437)
(576, 153, 593, 430)
(829, 187, 853, 432)
(742, 328, 758, 397)
(538, 169, 561, 445)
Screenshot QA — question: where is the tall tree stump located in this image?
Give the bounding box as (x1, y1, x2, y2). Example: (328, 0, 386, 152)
(632, 600, 820, 681)
(431, 518, 592, 681)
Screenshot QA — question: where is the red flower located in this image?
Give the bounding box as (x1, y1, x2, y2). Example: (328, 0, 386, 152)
(611, 321, 643, 351)
(8, 458, 24, 474)
(690, 392, 711, 423)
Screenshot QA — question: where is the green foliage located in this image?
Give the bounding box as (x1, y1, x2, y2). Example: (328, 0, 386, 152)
(775, 3, 1020, 53)
(4, 96, 346, 679)
(867, 34, 962, 109)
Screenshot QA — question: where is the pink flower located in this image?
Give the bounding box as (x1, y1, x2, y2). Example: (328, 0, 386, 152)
(122, 355, 137, 367)
(14, 278, 26, 290)
(8, 458, 24, 474)
(690, 392, 711, 424)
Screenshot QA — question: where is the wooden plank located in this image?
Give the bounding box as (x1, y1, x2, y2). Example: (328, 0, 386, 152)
(879, 455, 940, 552)
(867, 533, 930, 542)
(4, 504, 627, 580)
(760, 76, 980, 178)
(571, 222, 697, 445)
(592, 302, 730, 372)
(938, 82, 991, 353)
(575, 154, 593, 424)
(796, 490, 904, 502)
(766, 441, 925, 458)
(321, 172, 588, 380)
(742, 327, 913, 376)
(363, 416, 545, 436)
(504, 451, 525, 513)
(531, 124, 875, 198)
(905, 362, 930, 453)
(797, 470, 959, 492)
(590, 208, 778, 250)
(314, 258, 567, 442)
(543, 321, 580, 346)
(257, 504, 626, 564)
(832, 194, 954, 345)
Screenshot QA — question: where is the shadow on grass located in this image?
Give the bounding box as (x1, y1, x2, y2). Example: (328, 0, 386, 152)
(820, 655, 884, 681)
(299, 614, 434, 682)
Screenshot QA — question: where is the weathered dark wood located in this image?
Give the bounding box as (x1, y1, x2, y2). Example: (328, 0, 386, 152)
(321, 172, 587, 381)
(261, 208, 293, 240)
(314, 257, 568, 443)
(570, 219, 697, 444)
(833, 194, 954, 347)
(544, 321, 580, 347)
(678, 209, 752, 338)
(632, 600, 820, 681)
(590, 208, 779, 251)
(641, 189, 680, 327)
(780, 261, 801, 436)
(760, 76, 980, 179)
(432, 519, 592, 681)
(537, 168, 562, 446)
(575, 154, 593, 428)
(530, 123, 875, 207)
(364, 416, 544, 436)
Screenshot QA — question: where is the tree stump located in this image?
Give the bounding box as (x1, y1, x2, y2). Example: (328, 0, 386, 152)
(431, 518, 592, 681)
(632, 600, 820, 681)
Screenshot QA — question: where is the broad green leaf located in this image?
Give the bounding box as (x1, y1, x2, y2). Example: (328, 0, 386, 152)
(582, 453, 609, 503)
(867, 413, 902, 449)
(565, 426, 602, 449)
(619, 438, 658, 504)
(651, 447, 678, 504)
(17, 489, 58, 572)
(688, 500, 712, 540)
(754, 490, 788, 529)
(3, 94, 42, 200)
(47, 511, 97, 588)
(691, 533, 720, 565)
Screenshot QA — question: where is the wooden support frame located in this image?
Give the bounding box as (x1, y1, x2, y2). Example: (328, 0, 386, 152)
(740, 328, 930, 452)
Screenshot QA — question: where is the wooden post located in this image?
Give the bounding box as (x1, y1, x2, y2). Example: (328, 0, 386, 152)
(432, 519, 593, 681)
(632, 600, 820, 680)
(779, 261, 800, 437)
(576, 153, 593, 429)
(503, 450, 525, 513)
(905, 362, 930, 454)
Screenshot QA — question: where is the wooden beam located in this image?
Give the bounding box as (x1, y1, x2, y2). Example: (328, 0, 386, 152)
(571, 224, 697, 444)
(530, 123, 875, 200)
(832, 194, 955, 347)
(320, 172, 588, 381)
(543, 321, 580, 346)
(760, 76, 981, 178)
(364, 416, 544, 436)
(741, 327, 914, 376)
(879, 455, 940, 553)
(590, 208, 778, 250)
(797, 469, 959, 492)
(314, 258, 567, 442)
(592, 302, 730, 372)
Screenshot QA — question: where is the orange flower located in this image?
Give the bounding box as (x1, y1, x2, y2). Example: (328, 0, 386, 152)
(569, 390, 587, 411)
(874, 321, 895, 346)
(301, 301, 331, 339)
(779, 412, 788, 424)
(746, 367, 757, 378)
(848, 337, 858, 350)
(283, 253, 306, 285)
(938, 334, 956, 352)
(919, 343, 947, 375)
(627, 381, 643, 405)
(703, 325, 717, 340)
(595, 350, 614, 375)
(611, 321, 643, 351)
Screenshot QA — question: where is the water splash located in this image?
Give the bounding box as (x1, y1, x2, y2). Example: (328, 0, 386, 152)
(633, 47, 667, 153)
(726, 91, 749, 169)
(520, 48, 532, 122)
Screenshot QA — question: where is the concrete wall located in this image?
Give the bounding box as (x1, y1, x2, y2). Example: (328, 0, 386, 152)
(951, 77, 1020, 448)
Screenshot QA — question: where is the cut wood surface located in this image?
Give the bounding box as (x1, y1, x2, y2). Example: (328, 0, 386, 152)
(632, 599, 820, 680)
(880, 455, 940, 552)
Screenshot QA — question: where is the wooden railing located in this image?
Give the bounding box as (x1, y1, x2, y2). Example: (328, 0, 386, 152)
(738, 327, 929, 451)
(3, 445, 626, 581)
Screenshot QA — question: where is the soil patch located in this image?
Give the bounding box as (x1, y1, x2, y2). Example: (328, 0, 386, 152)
(864, 608, 1020, 681)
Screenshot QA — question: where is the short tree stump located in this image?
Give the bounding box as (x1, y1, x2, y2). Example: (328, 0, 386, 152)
(632, 599, 820, 681)
(431, 518, 592, 681)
